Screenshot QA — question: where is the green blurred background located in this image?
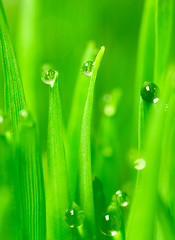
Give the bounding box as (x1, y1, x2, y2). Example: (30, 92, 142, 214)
(1, 0, 144, 201)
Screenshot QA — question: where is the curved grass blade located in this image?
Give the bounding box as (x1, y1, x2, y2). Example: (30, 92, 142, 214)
(132, 0, 155, 147)
(154, 0, 173, 84)
(67, 42, 97, 200)
(127, 71, 172, 240)
(0, 1, 26, 133)
(18, 111, 46, 240)
(46, 73, 72, 240)
(78, 46, 105, 238)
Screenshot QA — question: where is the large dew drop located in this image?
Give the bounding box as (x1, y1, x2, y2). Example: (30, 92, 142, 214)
(65, 202, 85, 228)
(81, 61, 94, 76)
(140, 82, 160, 103)
(41, 69, 58, 87)
(100, 208, 122, 236)
(115, 190, 129, 207)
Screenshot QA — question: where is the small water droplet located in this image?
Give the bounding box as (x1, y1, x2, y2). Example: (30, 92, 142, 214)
(134, 158, 146, 170)
(100, 208, 122, 236)
(65, 202, 85, 228)
(115, 190, 129, 207)
(0, 112, 11, 140)
(41, 69, 58, 87)
(81, 61, 94, 76)
(140, 82, 160, 103)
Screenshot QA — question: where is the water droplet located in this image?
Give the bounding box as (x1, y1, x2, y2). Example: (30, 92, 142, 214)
(140, 82, 160, 103)
(41, 69, 58, 87)
(0, 112, 11, 140)
(134, 158, 146, 170)
(100, 208, 122, 236)
(65, 202, 85, 228)
(81, 61, 94, 76)
(102, 89, 122, 117)
(115, 190, 129, 207)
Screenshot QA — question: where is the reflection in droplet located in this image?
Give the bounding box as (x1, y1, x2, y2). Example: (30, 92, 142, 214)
(100, 208, 122, 236)
(81, 61, 94, 76)
(134, 158, 146, 170)
(65, 202, 85, 228)
(41, 69, 58, 87)
(115, 190, 129, 207)
(140, 82, 160, 103)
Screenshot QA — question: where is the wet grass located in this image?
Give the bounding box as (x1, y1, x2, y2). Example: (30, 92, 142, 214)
(0, 0, 175, 239)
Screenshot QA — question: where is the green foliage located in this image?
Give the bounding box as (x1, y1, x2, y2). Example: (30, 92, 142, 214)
(78, 46, 105, 238)
(0, 0, 175, 240)
(0, 0, 26, 134)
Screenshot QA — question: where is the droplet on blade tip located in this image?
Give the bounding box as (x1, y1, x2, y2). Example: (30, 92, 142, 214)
(81, 61, 94, 76)
(41, 69, 58, 87)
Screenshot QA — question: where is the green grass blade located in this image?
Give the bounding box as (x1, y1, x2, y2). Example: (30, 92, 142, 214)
(154, 0, 173, 84)
(132, 0, 155, 147)
(0, 1, 26, 133)
(46, 73, 72, 240)
(18, 112, 46, 240)
(127, 73, 172, 240)
(0, 114, 22, 240)
(17, 0, 38, 113)
(67, 42, 97, 200)
(78, 46, 105, 238)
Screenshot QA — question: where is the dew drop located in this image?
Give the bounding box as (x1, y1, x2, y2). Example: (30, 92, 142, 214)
(41, 69, 58, 87)
(65, 202, 85, 228)
(100, 208, 122, 236)
(81, 61, 94, 76)
(140, 82, 160, 103)
(134, 158, 146, 170)
(115, 190, 129, 207)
